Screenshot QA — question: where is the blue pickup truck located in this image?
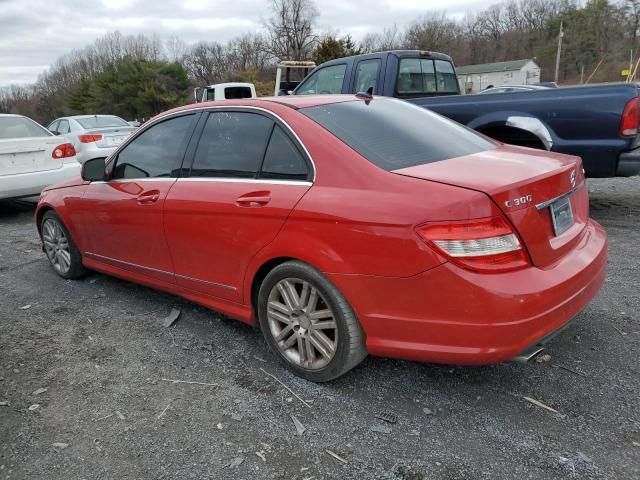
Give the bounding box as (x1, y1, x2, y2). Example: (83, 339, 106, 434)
(292, 50, 640, 177)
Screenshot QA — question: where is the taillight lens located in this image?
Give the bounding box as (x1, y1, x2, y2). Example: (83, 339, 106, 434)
(78, 134, 103, 143)
(416, 216, 529, 273)
(52, 143, 76, 159)
(620, 97, 640, 137)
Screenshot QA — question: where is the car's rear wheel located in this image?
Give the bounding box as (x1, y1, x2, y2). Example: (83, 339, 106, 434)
(257, 261, 367, 382)
(41, 211, 86, 279)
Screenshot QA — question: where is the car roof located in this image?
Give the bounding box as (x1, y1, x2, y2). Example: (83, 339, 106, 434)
(160, 95, 366, 119)
(67, 115, 122, 119)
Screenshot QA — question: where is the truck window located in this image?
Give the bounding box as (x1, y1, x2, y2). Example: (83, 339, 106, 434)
(397, 58, 458, 95)
(353, 59, 381, 94)
(206, 89, 216, 101)
(225, 87, 252, 99)
(300, 98, 495, 171)
(296, 64, 346, 95)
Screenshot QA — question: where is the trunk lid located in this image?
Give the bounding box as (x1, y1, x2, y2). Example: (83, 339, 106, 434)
(393, 145, 588, 267)
(84, 126, 136, 149)
(0, 136, 66, 175)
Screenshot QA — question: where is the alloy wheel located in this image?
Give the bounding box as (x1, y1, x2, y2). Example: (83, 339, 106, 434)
(266, 278, 338, 370)
(42, 219, 71, 274)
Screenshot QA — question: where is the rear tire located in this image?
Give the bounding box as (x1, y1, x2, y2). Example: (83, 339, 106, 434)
(41, 210, 87, 279)
(257, 260, 367, 382)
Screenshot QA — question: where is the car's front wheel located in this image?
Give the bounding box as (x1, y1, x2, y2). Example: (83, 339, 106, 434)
(257, 261, 367, 382)
(41, 210, 87, 279)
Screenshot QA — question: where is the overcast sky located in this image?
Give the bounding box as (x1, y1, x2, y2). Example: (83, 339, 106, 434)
(0, 0, 484, 86)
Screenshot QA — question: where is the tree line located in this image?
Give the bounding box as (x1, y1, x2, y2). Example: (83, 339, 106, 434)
(1, 0, 639, 124)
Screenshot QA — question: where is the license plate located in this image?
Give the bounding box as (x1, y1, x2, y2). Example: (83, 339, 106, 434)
(550, 197, 574, 236)
(106, 136, 124, 146)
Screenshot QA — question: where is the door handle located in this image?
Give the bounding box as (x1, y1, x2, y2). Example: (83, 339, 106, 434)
(137, 190, 160, 205)
(236, 192, 271, 207)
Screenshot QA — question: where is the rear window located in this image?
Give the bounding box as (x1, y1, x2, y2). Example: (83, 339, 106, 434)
(397, 58, 459, 95)
(225, 87, 253, 99)
(299, 99, 495, 171)
(76, 116, 129, 129)
(0, 116, 51, 139)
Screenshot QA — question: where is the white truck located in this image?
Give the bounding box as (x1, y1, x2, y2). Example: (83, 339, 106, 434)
(193, 82, 257, 103)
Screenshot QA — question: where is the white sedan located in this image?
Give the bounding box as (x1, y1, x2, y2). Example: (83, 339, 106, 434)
(0, 114, 80, 201)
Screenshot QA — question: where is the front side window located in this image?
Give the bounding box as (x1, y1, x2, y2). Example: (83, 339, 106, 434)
(260, 126, 309, 180)
(296, 64, 346, 95)
(300, 98, 495, 171)
(113, 114, 195, 179)
(397, 58, 458, 95)
(190, 112, 273, 178)
(225, 87, 252, 99)
(206, 89, 216, 101)
(353, 60, 381, 94)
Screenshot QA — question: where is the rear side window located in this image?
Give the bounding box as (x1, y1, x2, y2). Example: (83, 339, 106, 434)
(353, 60, 380, 94)
(190, 112, 273, 178)
(0, 116, 51, 139)
(57, 120, 70, 134)
(260, 126, 309, 180)
(300, 99, 495, 171)
(296, 64, 346, 95)
(397, 58, 458, 95)
(113, 114, 195, 179)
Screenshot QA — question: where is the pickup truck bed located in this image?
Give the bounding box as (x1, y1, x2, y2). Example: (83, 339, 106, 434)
(414, 83, 640, 177)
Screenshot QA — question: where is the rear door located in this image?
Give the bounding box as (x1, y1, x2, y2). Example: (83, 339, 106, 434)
(80, 113, 198, 282)
(164, 109, 312, 302)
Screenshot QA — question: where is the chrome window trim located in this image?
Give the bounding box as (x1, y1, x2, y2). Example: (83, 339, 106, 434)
(103, 105, 317, 182)
(85, 252, 237, 291)
(535, 182, 585, 210)
(176, 178, 312, 186)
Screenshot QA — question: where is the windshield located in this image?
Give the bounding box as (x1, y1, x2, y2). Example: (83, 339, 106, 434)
(299, 98, 495, 171)
(76, 116, 129, 129)
(0, 116, 51, 139)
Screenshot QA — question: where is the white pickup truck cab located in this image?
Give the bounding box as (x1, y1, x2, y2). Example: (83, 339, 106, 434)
(194, 83, 257, 103)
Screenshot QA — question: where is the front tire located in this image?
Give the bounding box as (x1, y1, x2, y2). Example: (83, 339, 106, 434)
(257, 261, 367, 382)
(41, 211, 87, 279)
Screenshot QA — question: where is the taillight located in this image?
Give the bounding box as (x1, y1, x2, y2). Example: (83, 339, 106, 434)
(78, 134, 103, 143)
(620, 97, 640, 137)
(416, 216, 529, 273)
(52, 143, 76, 159)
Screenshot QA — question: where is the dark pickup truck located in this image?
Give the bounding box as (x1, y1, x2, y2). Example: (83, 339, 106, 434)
(292, 50, 640, 177)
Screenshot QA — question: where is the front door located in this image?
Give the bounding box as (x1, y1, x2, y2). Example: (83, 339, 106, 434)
(80, 113, 197, 282)
(164, 110, 312, 302)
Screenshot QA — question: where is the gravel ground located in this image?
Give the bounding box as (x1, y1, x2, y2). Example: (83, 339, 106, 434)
(0, 177, 639, 480)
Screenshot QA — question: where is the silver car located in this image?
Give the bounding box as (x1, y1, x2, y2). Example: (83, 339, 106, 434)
(47, 115, 136, 163)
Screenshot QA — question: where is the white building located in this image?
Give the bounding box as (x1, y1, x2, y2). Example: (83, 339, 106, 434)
(456, 59, 541, 94)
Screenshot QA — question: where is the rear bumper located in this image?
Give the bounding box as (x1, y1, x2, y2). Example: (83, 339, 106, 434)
(76, 144, 117, 164)
(617, 147, 640, 176)
(0, 162, 81, 200)
(328, 219, 608, 365)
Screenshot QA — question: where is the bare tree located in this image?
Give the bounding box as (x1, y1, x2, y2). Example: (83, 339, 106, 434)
(360, 25, 403, 53)
(265, 0, 318, 60)
(165, 35, 189, 63)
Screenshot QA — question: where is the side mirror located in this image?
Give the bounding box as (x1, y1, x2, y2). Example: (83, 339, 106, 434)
(81, 157, 107, 182)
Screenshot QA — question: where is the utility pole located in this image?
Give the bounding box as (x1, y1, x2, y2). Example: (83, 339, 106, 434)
(554, 20, 564, 84)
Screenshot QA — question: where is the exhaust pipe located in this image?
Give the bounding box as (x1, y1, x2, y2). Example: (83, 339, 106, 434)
(512, 346, 545, 364)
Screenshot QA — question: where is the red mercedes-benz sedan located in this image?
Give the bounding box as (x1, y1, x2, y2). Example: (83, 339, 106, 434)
(36, 95, 607, 382)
